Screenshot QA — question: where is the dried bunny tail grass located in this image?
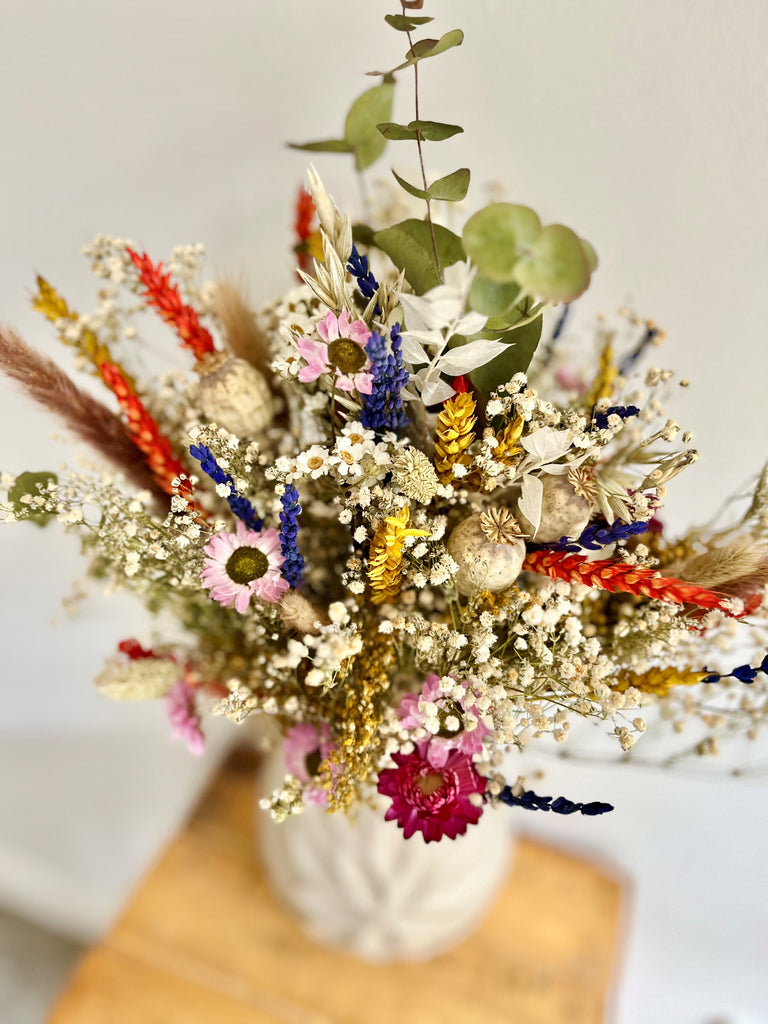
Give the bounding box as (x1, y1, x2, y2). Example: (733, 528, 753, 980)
(212, 280, 274, 380)
(667, 537, 768, 590)
(715, 564, 768, 604)
(278, 591, 328, 635)
(0, 326, 165, 501)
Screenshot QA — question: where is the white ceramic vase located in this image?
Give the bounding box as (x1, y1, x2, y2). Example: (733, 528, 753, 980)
(257, 752, 513, 963)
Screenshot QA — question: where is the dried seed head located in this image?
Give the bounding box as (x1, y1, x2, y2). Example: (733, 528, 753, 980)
(392, 448, 440, 505)
(479, 507, 525, 545)
(194, 352, 274, 437)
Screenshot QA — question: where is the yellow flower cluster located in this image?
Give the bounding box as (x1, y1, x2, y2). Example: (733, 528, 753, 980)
(322, 628, 394, 812)
(433, 392, 477, 484)
(32, 276, 135, 389)
(612, 666, 706, 697)
(367, 504, 427, 605)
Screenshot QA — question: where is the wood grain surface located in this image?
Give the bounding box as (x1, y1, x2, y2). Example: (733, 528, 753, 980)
(48, 748, 626, 1023)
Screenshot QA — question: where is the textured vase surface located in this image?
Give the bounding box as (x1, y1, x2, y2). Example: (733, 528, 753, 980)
(258, 752, 513, 963)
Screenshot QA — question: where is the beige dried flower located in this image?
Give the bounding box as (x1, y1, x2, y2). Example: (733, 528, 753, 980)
(392, 448, 440, 504)
(95, 657, 179, 700)
(479, 507, 525, 545)
(279, 591, 328, 636)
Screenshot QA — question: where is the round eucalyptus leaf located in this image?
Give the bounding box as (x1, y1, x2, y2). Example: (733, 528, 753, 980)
(469, 275, 521, 316)
(513, 224, 592, 302)
(462, 203, 542, 283)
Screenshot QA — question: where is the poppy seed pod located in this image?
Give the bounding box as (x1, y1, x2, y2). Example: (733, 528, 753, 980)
(447, 513, 526, 596)
(193, 352, 274, 438)
(521, 474, 592, 543)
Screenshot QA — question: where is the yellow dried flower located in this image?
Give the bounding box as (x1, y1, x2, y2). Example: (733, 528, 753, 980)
(434, 392, 477, 484)
(612, 667, 706, 697)
(585, 336, 617, 406)
(493, 415, 524, 466)
(32, 275, 135, 389)
(367, 504, 428, 605)
(322, 627, 394, 812)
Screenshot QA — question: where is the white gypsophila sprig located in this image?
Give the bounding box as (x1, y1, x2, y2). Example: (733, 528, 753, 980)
(397, 262, 506, 406)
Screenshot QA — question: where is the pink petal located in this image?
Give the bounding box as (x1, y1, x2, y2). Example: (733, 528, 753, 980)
(335, 373, 356, 393)
(337, 309, 351, 334)
(254, 573, 290, 603)
(316, 311, 339, 344)
(353, 372, 374, 395)
(298, 361, 326, 384)
(234, 587, 252, 614)
(346, 319, 371, 345)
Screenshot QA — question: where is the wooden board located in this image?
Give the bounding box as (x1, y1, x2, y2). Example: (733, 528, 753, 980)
(49, 748, 626, 1024)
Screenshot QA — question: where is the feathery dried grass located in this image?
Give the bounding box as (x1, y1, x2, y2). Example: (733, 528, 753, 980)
(213, 280, 273, 380)
(670, 537, 768, 590)
(0, 326, 166, 502)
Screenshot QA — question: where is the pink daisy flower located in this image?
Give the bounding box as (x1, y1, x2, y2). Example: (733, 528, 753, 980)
(296, 309, 373, 394)
(398, 673, 491, 768)
(167, 680, 205, 756)
(377, 742, 487, 842)
(201, 522, 288, 613)
(283, 722, 334, 805)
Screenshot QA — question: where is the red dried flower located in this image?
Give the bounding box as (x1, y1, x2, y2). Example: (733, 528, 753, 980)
(377, 741, 486, 842)
(523, 549, 741, 617)
(99, 360, 196, 507)
(126, 248, 215, 362)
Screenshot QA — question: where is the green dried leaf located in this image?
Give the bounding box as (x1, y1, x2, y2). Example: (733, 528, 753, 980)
(384, 13, 434, 31)
(8, 471, 58, 527)
(469, 276, 521, 316)
(288, 138, 353, 155)
(580, 237, 599, 273)
(369, 29, 464, 75)
(513, 224, 592, 302)
(428, 167, 470, 201)
(463, 203, 543, 282)
(377, 120, 463, 142)
(344, 80, 395, 171)
(352, 223, 376, 248)
(470, 318, 543, 395)
(392, 170, 429, 201)
(373, 219, 465, 294)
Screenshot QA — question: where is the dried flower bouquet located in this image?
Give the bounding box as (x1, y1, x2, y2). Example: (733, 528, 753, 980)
(2, 6, 767, 843)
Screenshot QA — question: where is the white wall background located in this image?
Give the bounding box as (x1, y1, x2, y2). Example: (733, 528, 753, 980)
(1, 1, 767, 1020)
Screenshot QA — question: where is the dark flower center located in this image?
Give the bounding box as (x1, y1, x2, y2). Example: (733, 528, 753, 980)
(225, 546, 269, 584)
(305, 747, 323, 778)
(327, 338, 366, 374)
(417, 771, 446, 797)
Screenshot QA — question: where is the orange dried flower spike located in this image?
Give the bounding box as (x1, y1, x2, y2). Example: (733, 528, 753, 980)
(293, 188, 322, 275)
(126, 249, 215, 362)
(99, 361, 196, 507)
(523, 549, 741, 618)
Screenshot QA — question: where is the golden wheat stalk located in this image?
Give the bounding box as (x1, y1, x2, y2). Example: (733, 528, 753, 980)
(433, 392, 477, 484)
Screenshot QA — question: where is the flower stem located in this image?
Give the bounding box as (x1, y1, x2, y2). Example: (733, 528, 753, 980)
(403, 8, 441, 281)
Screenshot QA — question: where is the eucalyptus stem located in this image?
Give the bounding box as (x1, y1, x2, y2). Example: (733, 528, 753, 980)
(403, 5, 441, 281)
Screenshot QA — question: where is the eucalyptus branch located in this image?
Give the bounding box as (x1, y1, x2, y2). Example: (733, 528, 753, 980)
(402, 5, 442, 281)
